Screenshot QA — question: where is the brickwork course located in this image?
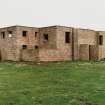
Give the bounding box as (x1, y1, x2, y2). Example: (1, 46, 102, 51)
(0, 25, 105, 61)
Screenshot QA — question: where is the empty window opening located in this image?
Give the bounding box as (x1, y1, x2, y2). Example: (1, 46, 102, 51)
(35, 45, 39, 49)
(35, 32, 38, 37)
(43, 34, 48, 41)
(1, 32, 5, 39)
(8, 31, 13, 37)
(22, 31, 27, 37)
(65, 32, 70, 43)
(99, 35, 103, 45)
(22, 45, 27, 49)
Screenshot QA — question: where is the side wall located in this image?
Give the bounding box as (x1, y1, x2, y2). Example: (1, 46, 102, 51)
(15, 26, 39, 61)
(73, 28, 98, 60)
(79, 44, 89, 60)
(20, 49, 39, 61)
(39, 26, 72, 61)
(98, 31, 105, 60)
(0, 26, 18, 61)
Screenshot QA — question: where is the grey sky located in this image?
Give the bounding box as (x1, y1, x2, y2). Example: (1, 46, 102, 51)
(0, 0, 105, 31)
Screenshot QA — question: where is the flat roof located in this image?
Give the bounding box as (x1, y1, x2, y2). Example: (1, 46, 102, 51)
(0, 25, 38, 29)
(0, 25, 104, 32)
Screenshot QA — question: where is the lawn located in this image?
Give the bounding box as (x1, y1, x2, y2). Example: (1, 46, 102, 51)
(0, 61, 105, 105)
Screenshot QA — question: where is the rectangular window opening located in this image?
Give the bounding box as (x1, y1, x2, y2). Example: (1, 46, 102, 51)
(22, 45, 27, 49)
(8, 31, 12, 34)
(35, 32, 38, 37)
(8, 31, 13, 37)
(99, 35, 103, 45)
(65, 32, 70, 43)
(1, 32, 5, 39)
(43, 34, 48, 41)
(35, 45, 39, 49)
(22, 31, 27, 37)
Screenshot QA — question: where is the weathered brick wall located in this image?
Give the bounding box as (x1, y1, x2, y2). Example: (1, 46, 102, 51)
(99, 46, 105, 60)
(20, 49, 39, 61)
(15, 26, 39, 60)
(0, 26, 18, 61)
(79, 44, 89, 60)
(72, 28, 79, 60)
(74, 29, 98, 60)
(39, 48, 71, 61)
(0, 26, 39, 61)
(39, 26, 57, 49)
(56, 26, 72, 60)
(79, 44, 98, 61)
(77, 29, 97, 45)
(16, 26, 39, 49)
(89, 45, 98, 60)
(98, 31, 105, 60)
(39, 26, 72, 61)
(0, 25, 105, 62)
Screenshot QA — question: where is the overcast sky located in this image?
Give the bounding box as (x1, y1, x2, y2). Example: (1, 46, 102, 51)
(0, 0, 105, 31)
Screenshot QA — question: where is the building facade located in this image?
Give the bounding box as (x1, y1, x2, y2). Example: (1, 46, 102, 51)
(0, 25, 104, 61)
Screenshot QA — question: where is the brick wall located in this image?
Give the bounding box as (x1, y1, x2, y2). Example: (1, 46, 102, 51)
(15, 26, 39, 61)
(20, 49, 39, 61)
(79, 44, 89, 60)
(74, 28, 98, 60)
(38, 26, 72, 61)
(0, 26, 18, 61)
(98, 31, 105, 60)
(0, 25, 105, 62)
(39, 26, 57, 49)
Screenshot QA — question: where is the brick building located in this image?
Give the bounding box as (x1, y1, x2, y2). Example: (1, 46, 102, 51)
(0, 25, 105, 61)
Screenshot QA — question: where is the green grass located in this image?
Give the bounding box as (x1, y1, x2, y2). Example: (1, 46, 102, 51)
(0, 61, 105, 105)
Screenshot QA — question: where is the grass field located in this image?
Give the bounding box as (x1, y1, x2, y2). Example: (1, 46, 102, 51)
(0, 61, 105, 105)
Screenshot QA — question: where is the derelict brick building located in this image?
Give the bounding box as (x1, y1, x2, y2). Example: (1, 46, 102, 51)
(0, 25, 104, 61)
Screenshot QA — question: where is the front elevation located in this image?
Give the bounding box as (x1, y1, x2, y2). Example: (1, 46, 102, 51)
(0, 25, 104, 61)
